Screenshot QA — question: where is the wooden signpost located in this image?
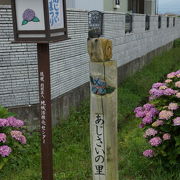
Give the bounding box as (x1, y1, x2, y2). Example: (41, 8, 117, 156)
(11, 0, 68, 179)
(88, 38, 119, 180)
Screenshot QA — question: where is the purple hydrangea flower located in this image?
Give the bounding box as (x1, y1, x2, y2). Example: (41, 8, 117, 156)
(143, 104, 154, 111)
(149, 137, 162, 147)
(23, 9, 35, 21)
(142, 116, 153, 124)
(143, 149, 155, 158)
(149, 88, 164, 97)
(173, 117, 180, 126)
(139, 123, 145, 128)
(163, 88, 176, 96)
(0, 145, 12, 157)
(152, 83, 166, 89)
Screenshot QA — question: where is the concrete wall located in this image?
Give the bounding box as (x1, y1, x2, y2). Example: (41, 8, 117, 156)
(0, 5, 180, 127)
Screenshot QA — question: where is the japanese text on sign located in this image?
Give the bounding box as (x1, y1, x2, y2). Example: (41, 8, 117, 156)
(40, 72, 46, 144)
(48, 0, 64, 29)
(93, 114, 105, 176)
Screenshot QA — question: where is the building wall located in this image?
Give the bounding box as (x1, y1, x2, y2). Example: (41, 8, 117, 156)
(0, 0, 10, 5)
(66, 0, 104, 11)
(104, 0, 128, 13)
(0, 5, 180, 126)
(144, 0, 156, 15)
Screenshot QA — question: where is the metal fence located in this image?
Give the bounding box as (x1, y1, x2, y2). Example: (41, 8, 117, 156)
(173, 17, 176, 27)
(88, 10, 103, 38)
(145, 15, 150, 31)
(167, 17, 169, 28)
(125, 14, 133, 33)
(158, 16, 161, 29)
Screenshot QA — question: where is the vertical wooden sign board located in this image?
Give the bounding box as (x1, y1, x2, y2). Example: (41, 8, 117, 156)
(37, 43, 53, 180)
(88, 38, 119, 180)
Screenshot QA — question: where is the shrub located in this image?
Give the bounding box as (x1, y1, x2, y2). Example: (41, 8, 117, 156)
(134, 70, 180, 168)
(0, 106, 27, 170)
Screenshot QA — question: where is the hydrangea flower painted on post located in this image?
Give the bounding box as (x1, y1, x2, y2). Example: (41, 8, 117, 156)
(22, 9, 40, 25)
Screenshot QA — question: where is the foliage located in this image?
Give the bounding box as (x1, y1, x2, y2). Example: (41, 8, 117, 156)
(134, 70, 180, 168)
(0, 106, 28, 170)
(1, 40, 180, 179)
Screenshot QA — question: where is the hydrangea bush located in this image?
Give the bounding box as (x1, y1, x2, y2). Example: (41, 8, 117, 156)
(0, 106, 27, 170)
(134, 70, 180, 168)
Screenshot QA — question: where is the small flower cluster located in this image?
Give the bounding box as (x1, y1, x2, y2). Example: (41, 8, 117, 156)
(0, 115, 26, 160)
(0, 117, 24, 128)
(148, 70, 180, 100)
(134, 70, 180, 165)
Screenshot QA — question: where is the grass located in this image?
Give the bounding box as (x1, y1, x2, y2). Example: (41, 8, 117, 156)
(1, 39, 180, 179)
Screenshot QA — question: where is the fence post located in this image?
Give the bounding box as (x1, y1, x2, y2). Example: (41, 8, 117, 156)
(88, 38, 119, 180)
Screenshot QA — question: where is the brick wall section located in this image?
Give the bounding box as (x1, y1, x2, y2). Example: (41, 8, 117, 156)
(0, 6, 180, 108)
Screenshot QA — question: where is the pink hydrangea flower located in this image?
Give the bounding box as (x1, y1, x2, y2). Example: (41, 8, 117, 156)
(167, 72, 176, 79)
(144, 128, 158, 138)
(0, 145, 12, 157)
(149, 137, 162, 146)
(165, 79, 172, 83)
(143, 149, 155, 158)
(176, 92, 180, 98)
(152, 120, 164, 127)
(175, 81, 180, 88)
(7, 117, 24, 128)
(0, 118, 9, 127)
(173, 117, 180, 126)
(0, 133, 6, 143)
(10, 130, 26, 144)
(168, 103, 179, 111)
(159, 110, 173, 120)
(163, 133, 171, 141)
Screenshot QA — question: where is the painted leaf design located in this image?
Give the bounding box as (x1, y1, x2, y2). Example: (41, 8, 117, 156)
(22, 20, 28, 25)
(32, 17, 40, 22)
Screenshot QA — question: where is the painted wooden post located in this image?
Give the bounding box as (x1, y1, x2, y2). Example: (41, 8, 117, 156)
(88, 38, 119, 180)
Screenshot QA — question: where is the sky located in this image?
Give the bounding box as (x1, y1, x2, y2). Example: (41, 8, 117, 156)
(158, 0, 180, 14)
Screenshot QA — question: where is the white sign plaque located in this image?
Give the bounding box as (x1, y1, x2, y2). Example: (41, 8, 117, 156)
(48, 0, 64, 29)
(92, 114, 106, 179)
(15, 0, 45, 31)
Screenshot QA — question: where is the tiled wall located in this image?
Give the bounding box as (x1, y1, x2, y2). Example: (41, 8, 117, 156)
(0, 5, 180, 108)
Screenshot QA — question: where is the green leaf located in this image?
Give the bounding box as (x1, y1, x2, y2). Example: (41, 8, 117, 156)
(22, 20, 28, 25)
(32, 17, 40, 22)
